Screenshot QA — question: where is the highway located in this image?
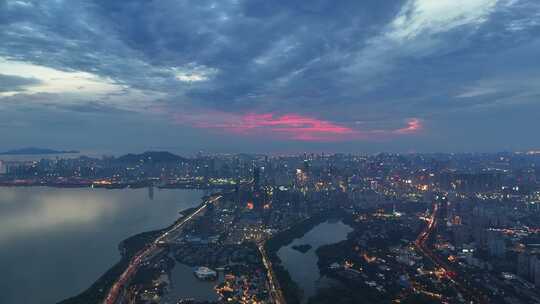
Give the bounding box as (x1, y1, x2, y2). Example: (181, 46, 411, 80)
(258, 243, 286, 304)
(103, 195, 222, 304)
(414, 203, 487, 304)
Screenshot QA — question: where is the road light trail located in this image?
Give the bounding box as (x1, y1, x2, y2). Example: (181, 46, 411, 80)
(414, 203, 487, 304)
(258, 243, 286, 304)
(103, 195, 222, 304)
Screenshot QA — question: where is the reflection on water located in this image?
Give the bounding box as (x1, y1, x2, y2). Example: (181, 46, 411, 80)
(0, 187, 203, 304)
(277, 220, 353, 303)
(0, 188, 119, 243)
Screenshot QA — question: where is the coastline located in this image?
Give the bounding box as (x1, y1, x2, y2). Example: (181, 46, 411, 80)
(57, 206, 202, 304)
(0, 182, 233, 190)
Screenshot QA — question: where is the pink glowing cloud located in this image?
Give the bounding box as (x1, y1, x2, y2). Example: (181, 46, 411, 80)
(227, 113, 358, 141)
(394, 118, 423, 134)
(172, 111, 422, 142)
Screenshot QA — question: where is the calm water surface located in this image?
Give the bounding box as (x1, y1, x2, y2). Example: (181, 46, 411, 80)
(164, 262, 224, 303)
(277, 219, 353, 303)
(0, 187, 203, 304)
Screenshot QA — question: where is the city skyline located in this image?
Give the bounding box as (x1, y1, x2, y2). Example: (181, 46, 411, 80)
(2, 150, 540, 303)
(1, 0, 540, 153)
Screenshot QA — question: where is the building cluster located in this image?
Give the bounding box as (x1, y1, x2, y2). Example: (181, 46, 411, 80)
(3, 151, 540, 303)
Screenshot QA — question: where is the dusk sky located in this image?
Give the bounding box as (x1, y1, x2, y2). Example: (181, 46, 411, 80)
(1, 0, 540, 154)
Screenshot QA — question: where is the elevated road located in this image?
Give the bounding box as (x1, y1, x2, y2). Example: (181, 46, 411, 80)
(258, 243, 286, 304)
(103, 195, 222, 304)
(414, 203, 487, 304)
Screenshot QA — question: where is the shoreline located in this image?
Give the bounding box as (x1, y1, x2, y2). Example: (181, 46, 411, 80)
(57, 229, 164, 304)
(0, 182, 233, 190)
(264, 209, 346, 304)
(56, 204, 204, 304)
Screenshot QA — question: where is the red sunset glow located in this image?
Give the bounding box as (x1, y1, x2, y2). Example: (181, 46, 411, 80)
(228, 113, 358, 141)
(174, 111, 422, 142)
(394, 118, 422, 134)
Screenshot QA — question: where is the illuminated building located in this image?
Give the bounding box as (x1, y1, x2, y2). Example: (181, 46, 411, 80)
(193, 267, 217, 280)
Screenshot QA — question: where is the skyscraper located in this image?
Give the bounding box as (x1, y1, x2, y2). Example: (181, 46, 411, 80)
(0, 160, 6, 175)
(253, 166, 261, 191)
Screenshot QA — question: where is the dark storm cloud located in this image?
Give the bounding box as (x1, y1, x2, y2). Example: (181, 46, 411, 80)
(87, 0, 540, 119)
(1, 0, 407, 108)
(0, 74, 41, 92)
(1, 0, 540, 152)
(77, 0, 408, 113)
(59, 101, 133, 114)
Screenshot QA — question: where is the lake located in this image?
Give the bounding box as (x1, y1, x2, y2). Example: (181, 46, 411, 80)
(277, 219, 353, 303)
(163, 262, 224, 303)
(0, 186, 204, 304)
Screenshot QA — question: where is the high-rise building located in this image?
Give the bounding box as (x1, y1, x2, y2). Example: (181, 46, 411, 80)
(530, 255, 540, 285)
(253, 166, 261, 191)
(0, 160, 6, 175)
(487, 231, 506, 258)
(535, 258, 540, 287)
(452, 224, 470, 247)
(517, 251, 540, 284)
(518, 252, 531, 278)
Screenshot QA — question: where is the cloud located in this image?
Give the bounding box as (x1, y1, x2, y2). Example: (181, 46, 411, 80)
(172, 64, 219, 83)
(347, 0, 500, 80)
(0, 73, 41, 93)
(389, 0, 499, 41)
(195, 112, 358, 142)
(394, 118, 423, 134)
(0, 0, 540, 151)
(456, 87, 499, 99)
(172, 110, 422, 142)
(0, 57, 122, 96)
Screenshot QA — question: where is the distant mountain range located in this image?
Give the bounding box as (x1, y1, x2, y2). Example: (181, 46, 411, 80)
(0, 149, 187, 164)
(0, 147, 80, 155)
(114, 151, 187, 163)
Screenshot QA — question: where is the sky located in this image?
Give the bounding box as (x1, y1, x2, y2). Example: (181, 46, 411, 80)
(1, 0, 540, 154)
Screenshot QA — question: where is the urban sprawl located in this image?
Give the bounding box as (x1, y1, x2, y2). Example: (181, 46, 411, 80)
(2, 151, 540, 304)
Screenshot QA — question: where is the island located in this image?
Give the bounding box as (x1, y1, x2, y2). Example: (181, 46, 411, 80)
(292, 244, 312, 254)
